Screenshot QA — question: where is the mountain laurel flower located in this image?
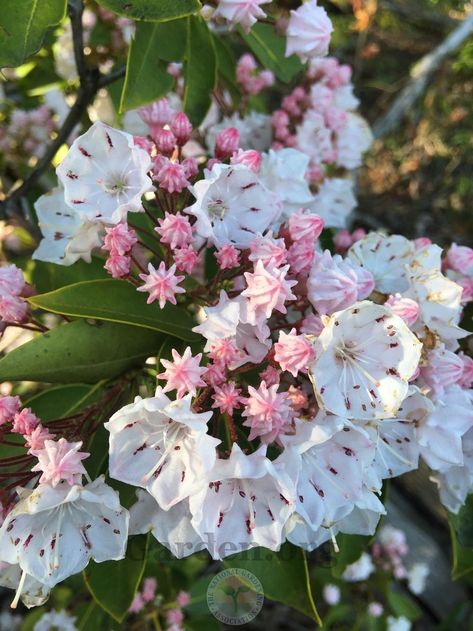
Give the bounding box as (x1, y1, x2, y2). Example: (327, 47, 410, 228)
(287, 239, 316, 275)
(12, 408, 40, 435)
(242, 261, 297, 325)
(288, 210, 324, 243)
(156, 212, 193, 250)
(155, 159, 190, 194)
(458, 353, 473, 389)
(138, 262, 185, 309)
(153, 128, 176, 156)
(249, 233, 287, 267)
(56, 122, 153, 224)
(0, 395, 21, 425)
(158, 347, 207, 398)
(286, 0, 333, 62)
(173, 246, 199, 274)
(30, 438, 89, 487)
(214, 0, 271, 33)
(230, 148, 262, 172)
(139, 98, 175, 131)
(25, 425, 56, 451)
(243, 381, 293, 443)
(102, 223, 137, 256)
(212, 383, 244, 415)
(182, 157, 199, 179)
(0, 265, 25, 296)
(0, 295, 28, 323)
(214, 127, 240, 159)
(170, 112, 193, 146)
(176, 591, 191, 607)
(142, 577, 158, 603)
(104, 253, 131, 278)
(444, 242, 473, 276)
(215, 244, 241, 269)
(274, 329, 315, 377)
(385, 294, 420, 327)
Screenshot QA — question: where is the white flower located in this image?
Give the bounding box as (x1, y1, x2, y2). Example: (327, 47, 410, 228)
(259, 148, 313, 220)
(206, 112, 272, 153)
(130, 490, 201, 559)
(213, 0, 271, 33)
(185, 163, 282, 248)
(323, 584, 340, 605)
(295, 111, 333, 165)
(286, 0, 333, 62)
(336, 113, 373, 169)
(33, 185, 103, 266)
(189, 443, 295, 559)
(387, 616, 411, 631)
(33, 610, 78, 631)
(332, 84, 360, 111)
(193, 290, 240, 350)
(406, 244, 467, 342)
(0, 477, 128, 594)
(0, 562, 50, 609)
(57, 122, 153, 224)
(105, 388, 219, 510)
(307, 178, 357, 229)
(310, 301, 422, 419)
(342, 552, 375, 582)
(407, 562, 429, 595)
(348, 232, 415, 294)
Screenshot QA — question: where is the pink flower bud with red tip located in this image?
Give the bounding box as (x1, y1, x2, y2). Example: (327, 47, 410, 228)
(103, 223, 138, 256)
(260, 365, 280, 387)
(133, 136, 154, 154)
(182, 157, 199, 179)
(30, 438, 89, 487)
(25, 424, 55, 451)
(173, 246, 199, 274)
(288, 210, 324, 242)
(212, 383, 244, 415)
(105, 253, 131, 278)
(444, 243, 473, 276)
(12, 408, 40, 435)
(385, 294, 420, 327)
(215, 245, 240, 270)
(156, 212, 193, 250)
(0, 395, 21, 426)
(413, 237, 432, 250)
(230, 149, 261, 172)
(333, 229, 353, 253)
(153, 128, 176, 156)
(0, 295, 28, 323)
(214, 127, 240, 159)
(156, 159, 190, 194)
(204, 362, 226, 387)
(274, 329, 315, 377)
(139, 98, 174, 129)
(457, 276, 473, 303)
(170, 112, 193, 145)
(176, 591, 191, 608)
(287, 239, 315, 274)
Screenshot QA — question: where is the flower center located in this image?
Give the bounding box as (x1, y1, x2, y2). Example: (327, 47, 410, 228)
(207, 198, 228, 220)
(102, 172, 128, 196)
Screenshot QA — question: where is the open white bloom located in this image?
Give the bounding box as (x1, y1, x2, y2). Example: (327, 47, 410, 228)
(185, 163, 282, 248)
(432, 428, 473, 513)
(342, 552, 375, 581)
(189, 443, 295, 559)
(106, 388, 219, 510)
(205, 112, 272, 153)
(0, 477, 128, 598)
(0, 562, 50, 608)
(130, 490, 201, 559)
(33, 610, 78, 631)
(308, 178, 357, 229)
(406, 245, 467, 341)
(336, 113, 373, 169)
(259, 148, 313, 220)
(295, 111, 333, 165)
(286, 0, 333, 62)
(213, 0, 271, 33)
(33, 185, 103, 266)
(57, 121, 153, 224)
(348, 232, 415, 294)
(310, 301, 422, 419)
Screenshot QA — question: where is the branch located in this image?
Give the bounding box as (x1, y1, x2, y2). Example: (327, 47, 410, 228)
(372, 11, 473, 138)
(0, 1, 125, 221)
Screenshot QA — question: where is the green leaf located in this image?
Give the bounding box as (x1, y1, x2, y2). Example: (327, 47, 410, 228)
(28, 279, 199, 342)
(449, 514, 473, 580)
(26, 258, 109, 294)
(183, 16, 217, 125)
(0, 0, 67, 67)
(239, 22, 303, 83)
(452, 495, 473, 548)
(25, 383, 104, 420)
(95, 0, 201, 22)
(120, 21, 175, 111)
(0, 320, 163, 384)
(223, 544, 321, 624)
(387, 591, 422, 621)
(84, 534, 149, 622)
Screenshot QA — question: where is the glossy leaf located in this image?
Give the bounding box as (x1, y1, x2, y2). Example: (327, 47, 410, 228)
(451, 495, 473, 548)
(240, 23, 303, 83)
(28, 279, 199, 342)
(183, 16, 217, 125)
(84, 534, 149, 622)
(0, 0, 67, 67)
(0, 320, 163, 384)
(449, 513, 473, 580)
(25, 383, 104, 420)
(95, 0, 200, 22)
(387, 591, 422, 621)
(223, 544, 321, 624)
(27, 258, 109, 294)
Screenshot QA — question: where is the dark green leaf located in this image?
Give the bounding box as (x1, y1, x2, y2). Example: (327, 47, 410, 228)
(239, 23, 303, 83)
(120, 21, 175, 111)
(84, 534, 149, 622)
(387, 591, 422, 621)
(0, 320, 163, 384)
(27, 257, 108, 294)
(452, 495, 473, 548)
(25, 383, 104, 420)
(0, 0, 67, 67)
(223, 544, 321, 623)
(183, 16, 217, 125)
(449, 514, 473, 580)
(28, 279, 199, 342)
(95, 0, 201, 22)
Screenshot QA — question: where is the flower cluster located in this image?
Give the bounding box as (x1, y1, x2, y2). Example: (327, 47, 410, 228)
(0, 265, 28, 325)
(0, 106, 57, 165)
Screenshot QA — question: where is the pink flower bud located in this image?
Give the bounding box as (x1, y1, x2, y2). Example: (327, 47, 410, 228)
(103, 223, 138, 256)
(182, 157, 199, 179)
(230, 149, 261, 172)
(12, 408, 40, 435)
(385, 294, 419, 327)
(215, 127, 240, 159)
(170, 112, 193, 146)
(274, 329, 315, 377)
(215, 245, 240, 270)
(156, 159, 190, 194)
(0, 295, 28, 323)
(105, 254, 131, 278)
(153, 128, 176, 156)
(288, 210, 324, 242)
(0, 395, 21, 426)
